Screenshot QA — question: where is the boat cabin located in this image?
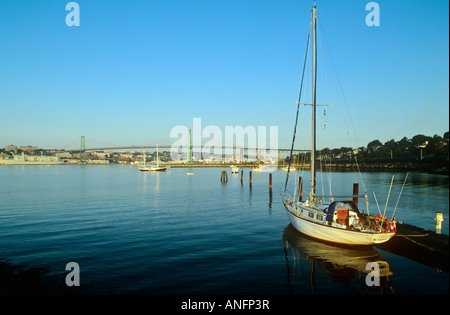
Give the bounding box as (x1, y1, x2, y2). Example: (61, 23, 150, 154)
(325, 201, 361, 227)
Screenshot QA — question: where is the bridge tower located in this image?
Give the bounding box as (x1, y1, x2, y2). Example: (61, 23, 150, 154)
(188, 129, 193, 162)
(80, 136, 86, 164)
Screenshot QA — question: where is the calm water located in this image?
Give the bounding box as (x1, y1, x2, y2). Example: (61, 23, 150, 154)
(0, 165, 448, 294)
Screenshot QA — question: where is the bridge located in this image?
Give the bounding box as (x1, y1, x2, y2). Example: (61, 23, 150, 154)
(64, 135, 309, 164)
(69, 144, 308, 153)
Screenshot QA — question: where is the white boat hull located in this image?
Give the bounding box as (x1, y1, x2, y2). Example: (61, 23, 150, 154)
(139, 145, 167, 172)
(284, 203, 395, 245)
(138, 166, 167, 172)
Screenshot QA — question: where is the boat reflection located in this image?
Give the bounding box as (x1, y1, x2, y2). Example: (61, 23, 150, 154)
(282, 224, 395, 294)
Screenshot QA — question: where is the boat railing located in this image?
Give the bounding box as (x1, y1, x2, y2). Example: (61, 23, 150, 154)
(280, 188, 295, 202)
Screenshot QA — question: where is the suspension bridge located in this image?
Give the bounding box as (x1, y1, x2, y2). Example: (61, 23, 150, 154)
(63, 134, 309, 164)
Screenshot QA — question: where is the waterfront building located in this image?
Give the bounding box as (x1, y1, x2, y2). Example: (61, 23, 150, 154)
(5, 145, 18, 152)
(19, 145, 38, 152)
(0, 152, 61, 165)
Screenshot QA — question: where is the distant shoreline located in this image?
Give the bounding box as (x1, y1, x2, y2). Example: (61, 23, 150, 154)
(319, 156, 449, 176)
(2, 157, 448, 175)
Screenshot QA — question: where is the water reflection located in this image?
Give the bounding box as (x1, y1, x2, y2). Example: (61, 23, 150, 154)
(282, 224, 394, 294)
(406, 172, 449, 187)
(139, 169, 162, 192)
(268, 190, 273, 213)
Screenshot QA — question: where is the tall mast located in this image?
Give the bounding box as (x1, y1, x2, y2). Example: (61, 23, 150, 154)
(310, 6, 317, 203)
(156, 144, 159, 166)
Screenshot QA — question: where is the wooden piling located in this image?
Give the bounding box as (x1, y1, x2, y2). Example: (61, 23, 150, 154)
(220, 170, 228, 183)
(249, 171, 252, 185)
(241, 170, 243, 184)
(353, 183, 359, 206)
(269, 173, 273, 209)
(298, 176, 303, 202)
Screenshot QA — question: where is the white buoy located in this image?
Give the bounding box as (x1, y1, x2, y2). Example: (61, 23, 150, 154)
(435, 212, 444, 234)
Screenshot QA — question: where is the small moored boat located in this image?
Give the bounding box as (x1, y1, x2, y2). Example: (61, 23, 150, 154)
(138, 144, 168, 172)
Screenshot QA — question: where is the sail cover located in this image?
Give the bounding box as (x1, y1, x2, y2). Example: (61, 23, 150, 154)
(326, 201, 360, 222)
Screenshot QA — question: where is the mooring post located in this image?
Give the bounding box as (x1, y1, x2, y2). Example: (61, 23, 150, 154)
(353, 183, 359, 206)
(220, 171, 228, 183)
(249, 171, 252, 186)
(241, 170, 243, 184)
(269, 173, 273, 191)
(298, 176, 303, 202)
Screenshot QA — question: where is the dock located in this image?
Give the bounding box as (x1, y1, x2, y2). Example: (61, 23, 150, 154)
(375, 222, 449, 272)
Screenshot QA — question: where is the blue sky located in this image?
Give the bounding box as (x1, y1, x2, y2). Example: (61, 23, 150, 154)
(0, 0, 448, 151)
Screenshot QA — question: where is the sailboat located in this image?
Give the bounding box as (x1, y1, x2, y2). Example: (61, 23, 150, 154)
(281, 5, 396, 245)
(138, 144, 168, 172)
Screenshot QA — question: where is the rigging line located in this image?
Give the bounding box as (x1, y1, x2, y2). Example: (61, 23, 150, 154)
(326, 157, 333, 200)
(317, 14, 371, 184)
(397, 233, 432, 238)
(293, 176, 298, 202)
(317, 15, 358, 145)
(354, 155, 367, 195)
(392, 172, 409, 220)
(373, 192, 382, 216)
(301, 152, 306, 178)
(319, 150, 325, 197)
(316, 15, 331, 108)
(317, 15, 366, 150)
(284, 15, 312, 196)
(354, 156, 369, 214)
(383, 175, 395, 219)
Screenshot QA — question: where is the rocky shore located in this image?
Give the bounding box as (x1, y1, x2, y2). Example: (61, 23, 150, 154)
(320, 156, 449, 175)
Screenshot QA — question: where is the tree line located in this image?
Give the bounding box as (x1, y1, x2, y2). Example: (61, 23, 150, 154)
(290, 132, 449, 161)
